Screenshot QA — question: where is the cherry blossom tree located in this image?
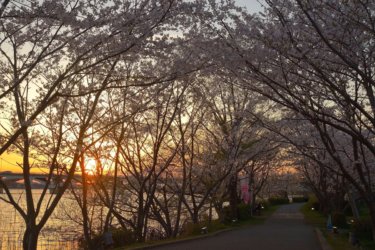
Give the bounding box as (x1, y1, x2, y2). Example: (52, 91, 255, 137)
(191, 72, 280, 220)
(0, 1, 207, 248)
(203, 0, 375, 239)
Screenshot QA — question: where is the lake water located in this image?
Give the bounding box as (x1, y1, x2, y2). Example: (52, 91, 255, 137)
(0, 190, 217, 250)
(0, 190, 80, 250)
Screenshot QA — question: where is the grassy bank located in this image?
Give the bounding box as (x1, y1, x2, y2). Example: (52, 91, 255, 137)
(300, 203, 353, 250)
(300, 200, 375, 250)
(115, 205, 279, 250)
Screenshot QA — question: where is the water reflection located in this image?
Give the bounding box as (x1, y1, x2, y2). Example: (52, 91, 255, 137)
(0, 190, 79, 250)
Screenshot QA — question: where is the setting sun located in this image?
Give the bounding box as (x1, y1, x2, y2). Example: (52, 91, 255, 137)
(85, 159, 97, 175)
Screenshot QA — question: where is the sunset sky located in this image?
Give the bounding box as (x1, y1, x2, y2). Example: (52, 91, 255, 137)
(0, 152, 23, 173)
(0, 0, 264, 174)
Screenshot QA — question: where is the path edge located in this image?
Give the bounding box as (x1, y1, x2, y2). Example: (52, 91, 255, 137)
(314, 228, 333, 250)
(127, 228, 234, 250)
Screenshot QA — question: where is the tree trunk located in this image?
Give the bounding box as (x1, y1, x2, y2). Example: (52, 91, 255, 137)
(346, 188, 360, 220)
(135, 212, 145, 242)
(208, 201, 213, 224)
(214, 201, 225, 222)
(229, 175, 238, 220)
(80, 157, 94, 250)
(192, 210, 199, 224)
(23, 226, 39, 250)
(82, 211, 94, 250)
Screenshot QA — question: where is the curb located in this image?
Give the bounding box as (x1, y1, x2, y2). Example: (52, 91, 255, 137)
(128, 228, 234, 250)
(314, 228, 333, 250)
(123, 209, 277, 250)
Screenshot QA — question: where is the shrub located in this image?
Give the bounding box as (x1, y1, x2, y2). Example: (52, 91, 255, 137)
(220, 204, 255, 223)
(181, 222, 203, 236)
(292, 196, 308, 203)
(111, 228, 137, 246)
(343, 201, 353, 216)
(268, 197, 289, 205)
(311, 201, 320, 211)
(351, 219, 373, 240)
(303, 195, 320, 212)
(331, 212, 347, 228)
(207, 219, 227, 231)
(83, 228, 137, 249)
(259, 200, 270, 210)
(238, 203, 252, 220)
(221, 205, 233, 223)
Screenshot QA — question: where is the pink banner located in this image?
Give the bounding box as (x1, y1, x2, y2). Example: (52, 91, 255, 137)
(240, 182, 250, 204)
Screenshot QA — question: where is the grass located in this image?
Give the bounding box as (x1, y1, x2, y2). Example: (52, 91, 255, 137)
(300, 201, 375, 250)
(300, 202, 354, 250)
(300, 202, 326, 227)
(322, 231, 355, 250)
(115, 205, 279, 250)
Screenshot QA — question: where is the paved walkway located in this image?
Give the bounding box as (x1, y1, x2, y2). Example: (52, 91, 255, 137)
(153, 203, 321, 250)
